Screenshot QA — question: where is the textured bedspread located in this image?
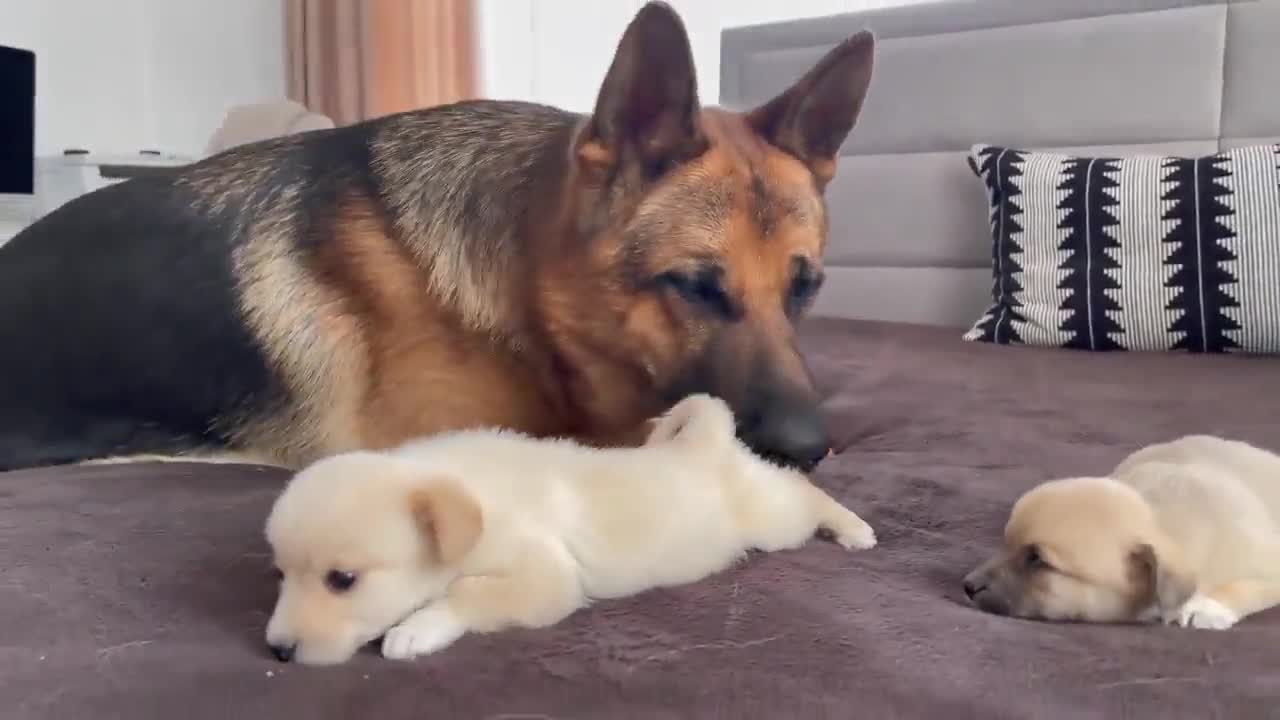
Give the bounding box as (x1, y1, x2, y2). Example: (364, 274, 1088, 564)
(3, 318, 1278, 719)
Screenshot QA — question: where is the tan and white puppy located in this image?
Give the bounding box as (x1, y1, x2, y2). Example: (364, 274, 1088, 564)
(264, 394, 875, 665)
(963, 435, 1280, 630)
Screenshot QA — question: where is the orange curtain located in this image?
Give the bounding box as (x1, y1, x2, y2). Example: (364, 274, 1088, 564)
(286, 0, 476, 126)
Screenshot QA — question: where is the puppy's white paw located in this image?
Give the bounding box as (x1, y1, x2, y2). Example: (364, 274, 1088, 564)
(380, 602, 466, 660)
(830, 514, 877, 550)
(1176, 595, 1238, 631)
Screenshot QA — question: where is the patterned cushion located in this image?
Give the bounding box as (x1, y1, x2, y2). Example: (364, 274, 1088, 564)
(964, 143, 1280, 353)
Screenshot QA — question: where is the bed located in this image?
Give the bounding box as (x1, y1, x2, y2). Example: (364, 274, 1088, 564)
(4, 0, 1279, 717)
(3, 318, 1278, 718)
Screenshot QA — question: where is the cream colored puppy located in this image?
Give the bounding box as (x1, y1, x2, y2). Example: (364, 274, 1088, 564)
(963, 435, 1280, 630)
(264, 394, 875, 665)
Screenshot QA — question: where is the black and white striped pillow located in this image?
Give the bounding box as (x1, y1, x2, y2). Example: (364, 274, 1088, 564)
(964, 143, 1280, 353)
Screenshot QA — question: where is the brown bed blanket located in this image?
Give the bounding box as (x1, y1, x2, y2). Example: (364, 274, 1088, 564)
(3, 318, 1278, 719)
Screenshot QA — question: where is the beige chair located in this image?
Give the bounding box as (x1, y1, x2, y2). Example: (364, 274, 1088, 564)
(204, 99, 335, 156)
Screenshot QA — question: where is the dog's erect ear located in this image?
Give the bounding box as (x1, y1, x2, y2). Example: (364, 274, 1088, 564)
(408, 481, 484, 565)
(747, 30, 875, 186)
(579, 2, 707, 179)
(1131, 543, 1195, 615)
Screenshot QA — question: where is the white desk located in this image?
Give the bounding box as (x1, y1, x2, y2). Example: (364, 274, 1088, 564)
(0, 194, 34, 247)
(0, 153, 194, 248)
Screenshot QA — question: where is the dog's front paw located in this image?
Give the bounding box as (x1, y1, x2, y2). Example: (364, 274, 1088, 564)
(830, 514, 877, 550)
(1175, 594, 1238, 631)
(380, 602, 467, 660)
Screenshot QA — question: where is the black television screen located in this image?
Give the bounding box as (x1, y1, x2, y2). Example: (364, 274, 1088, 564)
(0, 45, 36, 195)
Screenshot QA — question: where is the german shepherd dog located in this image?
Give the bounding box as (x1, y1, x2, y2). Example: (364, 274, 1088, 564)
(0, 3, 875, 473)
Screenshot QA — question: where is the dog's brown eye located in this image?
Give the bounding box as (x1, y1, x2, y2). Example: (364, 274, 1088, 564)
(660, 268, 733, 317)
(325, 570, 358, 593)
(786, 264, 824, 316)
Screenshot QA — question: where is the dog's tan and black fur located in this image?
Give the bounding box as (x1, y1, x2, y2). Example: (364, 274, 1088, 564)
(0, 3, 876, 471)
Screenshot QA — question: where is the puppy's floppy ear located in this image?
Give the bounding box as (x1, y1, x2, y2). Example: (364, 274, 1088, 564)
(747, 30, 875, 186)
(408, 480, 484, 565)
(579, 2, 707, 180)
(1131, 543, 1195, 614)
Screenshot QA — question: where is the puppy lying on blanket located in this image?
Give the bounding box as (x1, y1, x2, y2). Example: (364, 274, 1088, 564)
(964, 435, 1280, 630)
(264, 394, 875, 665)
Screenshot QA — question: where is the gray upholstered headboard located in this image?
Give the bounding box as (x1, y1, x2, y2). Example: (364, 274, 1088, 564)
(720, 0, 1280, 327)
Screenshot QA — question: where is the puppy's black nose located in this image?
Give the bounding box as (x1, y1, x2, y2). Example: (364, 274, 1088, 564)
(963, 578, 985, 600)
(269, 642, 296, 663)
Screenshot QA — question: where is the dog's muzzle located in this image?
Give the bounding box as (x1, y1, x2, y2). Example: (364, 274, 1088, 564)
(269, 641, 297, 663)
(738, 404, 831, 471)
(962, 570, 1012, 616)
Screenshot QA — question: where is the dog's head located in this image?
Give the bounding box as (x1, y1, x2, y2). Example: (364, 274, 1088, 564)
(545, 2, 876, 471)
(962, 477, 1195, 624)
(263, 453, 483, 665)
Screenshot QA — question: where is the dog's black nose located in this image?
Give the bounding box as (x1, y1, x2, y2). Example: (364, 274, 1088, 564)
(963, 578, 985, 600)
(269, 642, 297, 663)
(743, 409, 831, 471)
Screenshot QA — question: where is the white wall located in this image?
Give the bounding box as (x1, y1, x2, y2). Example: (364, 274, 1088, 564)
(0, 0, 286, 158)
(477, 0, 935, 112)
(138, 0, 287, 156)
(4, 0, 926, 157)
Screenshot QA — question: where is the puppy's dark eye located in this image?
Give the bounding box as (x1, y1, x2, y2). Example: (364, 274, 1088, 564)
(1024, 546, 1047, 571)
(325, 570, 358, 593)
(659, 267, 733, 316)
(271, 567, 284, 582)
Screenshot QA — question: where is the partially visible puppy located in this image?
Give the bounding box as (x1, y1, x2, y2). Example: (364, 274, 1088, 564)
(963, 435, 1280, 630)
(264, 394, 875, 665)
